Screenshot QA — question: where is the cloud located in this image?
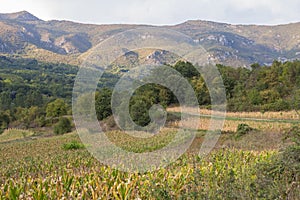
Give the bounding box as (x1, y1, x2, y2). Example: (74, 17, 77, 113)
(0, 0, 298, 25)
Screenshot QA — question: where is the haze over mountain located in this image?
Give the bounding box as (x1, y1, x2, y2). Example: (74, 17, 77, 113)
(0, 11, 299, 67)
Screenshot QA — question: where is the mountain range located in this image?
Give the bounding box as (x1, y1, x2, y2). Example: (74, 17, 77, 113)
(0, 11, 300, 68)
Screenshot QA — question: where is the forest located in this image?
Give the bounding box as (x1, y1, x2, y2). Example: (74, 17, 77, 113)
(0, 56, 300, 132)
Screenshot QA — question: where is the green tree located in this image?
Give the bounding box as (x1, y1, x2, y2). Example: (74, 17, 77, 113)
(173, 61, 199, 78)
(46, 99, 67, 119)
(15, 106, 42, 128)
(130, 96, 152, 127)
(95, 88, 112, 120)
(0, 92, 12, 110)
(54, 117, 72, 135)
(248, 89, 262, 105)
(0, 112, 10, 134)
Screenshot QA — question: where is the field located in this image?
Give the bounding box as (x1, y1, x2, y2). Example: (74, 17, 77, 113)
(168, 107, 299, 132)
(0, 110, 299, 199)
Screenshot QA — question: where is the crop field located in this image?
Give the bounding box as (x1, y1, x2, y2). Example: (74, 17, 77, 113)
(0, 132, 272, 199)
(0, 121, 299, 199)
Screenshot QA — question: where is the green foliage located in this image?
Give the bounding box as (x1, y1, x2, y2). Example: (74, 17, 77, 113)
(46, 99, 67, 119)
(14, 106, 44, 128)
(130, 96, 152, 127)
(236, 123, 254, 137)
(248, 89, 262, 105)
(0, 112, 10, 134)
(255, 126, 300, 199)
(95, 88, 112, 120)
(54, 117, 72, 135)
(173, 61, 199, 78)
(0, 57, 78, 110)
(62, 140, 85, 150)
(1, 56, 300, 130)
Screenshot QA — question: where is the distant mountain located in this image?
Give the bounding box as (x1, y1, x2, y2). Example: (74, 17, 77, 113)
(0, 11, 299, 67)
(0, 11, 41, 21)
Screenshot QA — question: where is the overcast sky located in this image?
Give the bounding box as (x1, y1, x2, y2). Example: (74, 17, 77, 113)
(0, 0, 299, 25)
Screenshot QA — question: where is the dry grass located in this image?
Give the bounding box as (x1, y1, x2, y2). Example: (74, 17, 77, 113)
(167, 106, 298, 132)
(171, 117, 294, 132)
(168, 107, 300, 120)
(0, 128, 35, 143)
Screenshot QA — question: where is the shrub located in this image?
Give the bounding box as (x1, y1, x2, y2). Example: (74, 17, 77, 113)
(95, 88, 112, 120)
(0, 112, 10, 134)
(255, 126, 300, 199)
(236, 123, 254, 137)
(105, 116, 117, 128)
(63, 140, 85, 150)
(54, 117, 72, 135)
(130, 96, 152, 127)
(46, 99, 67, 118)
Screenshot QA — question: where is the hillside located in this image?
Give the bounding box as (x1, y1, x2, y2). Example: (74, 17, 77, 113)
(0, 11, 299, 67)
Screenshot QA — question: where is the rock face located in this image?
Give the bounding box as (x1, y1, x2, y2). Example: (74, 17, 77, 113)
(0, 11, 299, 67)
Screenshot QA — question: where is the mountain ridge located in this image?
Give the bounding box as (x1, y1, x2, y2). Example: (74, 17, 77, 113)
(0, 11, 299, 67)
(0, 11, 41, 21)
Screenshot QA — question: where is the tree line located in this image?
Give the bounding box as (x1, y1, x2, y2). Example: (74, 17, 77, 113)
(0, 56, 299, 132)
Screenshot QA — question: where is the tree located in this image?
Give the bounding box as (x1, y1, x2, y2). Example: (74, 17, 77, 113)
(0, 92, 12, 110)
(95, 88, 112, 120)
(248, 89, 262, 105)
(54, 117, 72, 135)
(46, 99, 67, 119)
(130, 96, 152, 127)
(191, 77, 210, 105)
(291, 87, 300, 117)
(173, 61, 199, 78)
(0, 112, 10, 134)
(14, 106, 42, 128)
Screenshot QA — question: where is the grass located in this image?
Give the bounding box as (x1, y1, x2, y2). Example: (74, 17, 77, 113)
(0, 128, 35, 143)
(167, 107, 300, 120)
(167, 107, 299, 132)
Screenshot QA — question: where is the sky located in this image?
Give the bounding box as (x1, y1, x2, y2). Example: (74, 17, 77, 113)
(0, 0, 299, 25)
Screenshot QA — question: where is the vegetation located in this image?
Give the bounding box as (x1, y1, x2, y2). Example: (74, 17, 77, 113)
(95, 88, 113, 120)
(1, 56, 300, 130)
(255, 126, 300, 199)
(46, 99, 68, 119)
(0, 126, 298, 199)
(236, 123, 254, 138)
(54, 117, 72, 135)
(0, 56, 300, 199)
(0, 111, 9, 134)
(0, 128, 34, 143)
(63, 140, 85, 150)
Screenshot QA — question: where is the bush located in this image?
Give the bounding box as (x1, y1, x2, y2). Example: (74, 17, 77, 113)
(255, 126, 300, 199)
(95, 88, 112, 120)
(54, 117, 72, 135)
(236, 123, 254, 137)
(130, 96, 152, 127)
(63, 140, 85, 150)
(46, 99, 67, 118)
(0, 112, 10, 134)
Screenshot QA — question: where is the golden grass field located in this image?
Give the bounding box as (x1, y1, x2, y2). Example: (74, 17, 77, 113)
(168, 107, 300, 120)
(167, 107, 299, 132)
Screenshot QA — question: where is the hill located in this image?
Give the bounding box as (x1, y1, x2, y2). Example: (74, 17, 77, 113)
(0, 11, 300, 67)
